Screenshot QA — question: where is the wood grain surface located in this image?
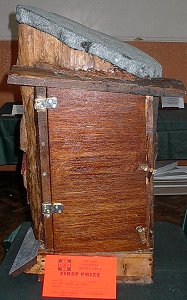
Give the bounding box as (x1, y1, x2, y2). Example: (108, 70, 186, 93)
(34, 86, 54, 251)
(15, 23, 158, 260)
(17, 24, 135, 79)
(15, 24, 136, 245)
(8, 65, 186, 97)
(27, 252, 153, 283)
(20, 86, 43, 240)
(47, 88, 151, 253)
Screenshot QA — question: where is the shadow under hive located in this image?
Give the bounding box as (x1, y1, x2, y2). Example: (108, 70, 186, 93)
(154, 195, 187, 226)
(0, 172, 29, 263)
(7, 5, 186, 282)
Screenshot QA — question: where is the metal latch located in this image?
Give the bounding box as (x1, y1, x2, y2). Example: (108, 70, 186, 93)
(35, 97, 58, 111)
(42, 203, 63, 218)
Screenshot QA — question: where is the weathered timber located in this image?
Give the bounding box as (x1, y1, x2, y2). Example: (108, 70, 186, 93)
(20, 86, 43, 240)
(17, 24, 135, 79)
(26, 252, 153, 283)
(8, 65, 186, 97)
(35, 86, 54, 252)
(145, 96, 155, 244)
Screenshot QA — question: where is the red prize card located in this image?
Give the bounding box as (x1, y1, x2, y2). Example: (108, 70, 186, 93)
(42, 255, 116, 299)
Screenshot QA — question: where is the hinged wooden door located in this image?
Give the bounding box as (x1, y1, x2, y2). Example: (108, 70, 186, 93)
(45, 88, 154, 253)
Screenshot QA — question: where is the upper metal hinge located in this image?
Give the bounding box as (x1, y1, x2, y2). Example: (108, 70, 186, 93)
(42, 203, 63, 218)
(35, 97, 58, 111)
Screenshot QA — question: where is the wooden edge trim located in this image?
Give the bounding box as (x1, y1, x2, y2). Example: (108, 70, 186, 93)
(26, 252, 153, 283)
(145, 96, 155, 248)
(35, 86, 54, 252)
(0, 165, 17, 171)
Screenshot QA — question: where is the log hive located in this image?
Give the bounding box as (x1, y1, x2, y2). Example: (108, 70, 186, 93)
(7, 5, 186, 283)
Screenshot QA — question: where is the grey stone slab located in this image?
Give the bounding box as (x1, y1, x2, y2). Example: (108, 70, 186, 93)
(16, 5, 162, 79)
(8, 227, 40, 275)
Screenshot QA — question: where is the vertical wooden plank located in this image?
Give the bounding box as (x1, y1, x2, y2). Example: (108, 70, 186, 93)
(145, 96, 155, 248)
(35, 86, 54, 252)
(20, 86, 43, 241)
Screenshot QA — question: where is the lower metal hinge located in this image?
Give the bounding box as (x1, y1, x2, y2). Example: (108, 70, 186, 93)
(35, 97, 58, 111)
(42, 203, 64, 218)
(136, 226, 147, 244)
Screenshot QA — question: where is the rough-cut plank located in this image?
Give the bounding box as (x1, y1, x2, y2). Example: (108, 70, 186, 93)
(145, 96, 155, 248)
(35, 86, 54, 252)
(20, 86, 43, 240)
(8, 65, 186, 97)
(26, 252, 153, 283)
(117, 252, 153, 282)
(46, 88, 149, 253)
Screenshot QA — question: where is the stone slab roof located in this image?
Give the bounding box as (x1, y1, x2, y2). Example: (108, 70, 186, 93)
(16, 5, 162, 78)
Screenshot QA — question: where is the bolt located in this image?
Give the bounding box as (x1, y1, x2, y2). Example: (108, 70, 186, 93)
(136, 226, 143, 232)
(139, 164, 148, 171)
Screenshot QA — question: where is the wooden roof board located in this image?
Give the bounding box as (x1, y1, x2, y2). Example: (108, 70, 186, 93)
(8, 65, 186, 98)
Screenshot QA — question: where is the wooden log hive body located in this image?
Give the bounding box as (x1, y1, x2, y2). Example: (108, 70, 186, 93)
(7, 6, 186, 282)
(17, 24, 136, 242)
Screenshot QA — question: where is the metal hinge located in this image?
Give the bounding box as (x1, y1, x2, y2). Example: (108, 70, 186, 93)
(136, 226, 147, 244)
(139, 164, 155, 174)
(35, 97, 58, 111)
(42, 203, 64, 218)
